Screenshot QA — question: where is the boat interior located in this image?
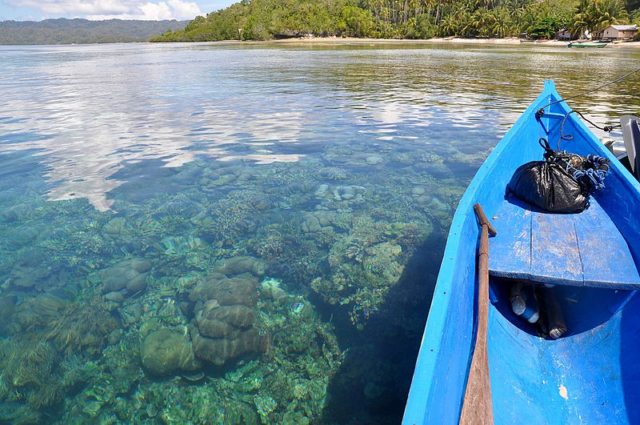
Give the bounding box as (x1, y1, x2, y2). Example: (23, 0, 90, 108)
(486, 166, 640, 421)
(402, 82, 640, 425)
(478, 85, 640, 423)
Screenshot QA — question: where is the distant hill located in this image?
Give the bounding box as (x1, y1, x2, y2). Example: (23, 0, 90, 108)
(0, 18, 189, 45)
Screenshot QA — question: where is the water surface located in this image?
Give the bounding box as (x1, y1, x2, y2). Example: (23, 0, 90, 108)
(0, 42, 639, 424)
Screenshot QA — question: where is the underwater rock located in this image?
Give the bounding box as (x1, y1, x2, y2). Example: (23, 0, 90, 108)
(301, 216, 321, 233)
(3, 249, 51, 290)
(101, 259, 151, 297)
(365, 155, 384, 165)
(5, 225, 41, 248)
(259, 278, 287, 301)
(332, 186, 366, 202)
(174, 166, 203, 183)
(0, 204, 31, 222)
(211, 256, 266, 277)
(414, 195, 430, 206)
(314, 184, 330, 198)
(104, 291, 125, 303)
(411, 187, 426, 197)
(310, 277, 345, 305)
(392, 152, 415, 165)
(252, 197, 270, 211)
(190, 211, 216, 229)
(191, 326, 260, 367)
(189, 273, 261, 366)
(322, 215, 431, 325)
(301, 211, 338, 234)
(189, 274, 258, 305)
(141, 328, 201, 376)
(196, 305, 255, 338)
(11, 292, 69, 333)
(102, 217, 128, 238)
(424, 194, 455, 226)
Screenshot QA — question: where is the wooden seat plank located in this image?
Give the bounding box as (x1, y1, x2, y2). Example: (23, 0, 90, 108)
(531, 211, 583, 285)
(574, 199, 640, 288)
(488, 197, 532, 281)
(489, 196, 640, 289)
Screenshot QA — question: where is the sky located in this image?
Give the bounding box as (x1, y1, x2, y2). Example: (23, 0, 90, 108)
(0, 0, 236, 21)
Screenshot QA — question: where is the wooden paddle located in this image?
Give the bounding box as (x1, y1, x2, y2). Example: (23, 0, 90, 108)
(459, 203, 497, 425)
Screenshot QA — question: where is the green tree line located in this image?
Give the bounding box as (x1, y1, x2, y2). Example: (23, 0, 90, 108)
(151, 0, 639, 42)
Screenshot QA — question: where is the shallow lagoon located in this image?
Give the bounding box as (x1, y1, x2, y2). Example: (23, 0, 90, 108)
(0, 42, 639, 424)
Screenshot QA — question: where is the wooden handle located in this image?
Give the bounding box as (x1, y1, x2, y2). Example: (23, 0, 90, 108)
(474, 203, 497, 236)
(460, 203, 495, 425)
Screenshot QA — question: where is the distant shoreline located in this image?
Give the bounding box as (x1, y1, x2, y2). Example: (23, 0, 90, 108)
(185, 37, 640, 50)
(3, 37, 639, 49)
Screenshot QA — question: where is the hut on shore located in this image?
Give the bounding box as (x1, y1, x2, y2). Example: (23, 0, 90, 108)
(557, 29, 572, 41)
(600, 25, 638, 41)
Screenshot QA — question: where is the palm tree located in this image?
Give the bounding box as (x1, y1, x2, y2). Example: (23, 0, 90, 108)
(593, 0, 629, 33)
(571, 0, 594, 37)
(364, 0, 385, 19)
(440, 13, 459, 35)
(570, 0, 629, 37)
(408, 0, 421, 20)
(490, 7, 514, 37)
(467, 7, 491, 37)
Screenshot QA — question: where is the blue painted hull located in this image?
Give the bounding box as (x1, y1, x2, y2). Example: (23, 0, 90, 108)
(403, 81, 640, 424)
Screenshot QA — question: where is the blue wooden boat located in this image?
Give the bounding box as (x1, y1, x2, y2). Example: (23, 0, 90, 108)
(403, 81, 640, 424)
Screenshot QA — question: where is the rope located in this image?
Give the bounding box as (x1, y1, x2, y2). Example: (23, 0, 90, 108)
(539, 138, 610, 191)
(538, 66, 640, 113)
(537, 66, 640, 140)
(556, 110, 620, 150)
(570, 155, 609, 191)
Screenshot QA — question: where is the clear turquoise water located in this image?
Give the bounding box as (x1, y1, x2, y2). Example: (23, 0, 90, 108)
(0, 42, 639, 424)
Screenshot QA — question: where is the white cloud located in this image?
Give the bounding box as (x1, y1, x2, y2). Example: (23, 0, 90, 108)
(167, 0, 200, 19)
(136, 2, 173, 19)
(11, 0, 202, 20)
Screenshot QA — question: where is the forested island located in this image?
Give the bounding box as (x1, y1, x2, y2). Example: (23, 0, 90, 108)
(0, 19, 187, 45)
(151, 0, 640, 42)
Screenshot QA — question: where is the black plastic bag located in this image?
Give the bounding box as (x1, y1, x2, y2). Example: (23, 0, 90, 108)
(508, 160, 588, 213)
(507, 138, 609, 213)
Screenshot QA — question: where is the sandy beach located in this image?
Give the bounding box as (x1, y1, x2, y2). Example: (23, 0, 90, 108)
(238, 36, 640, 50)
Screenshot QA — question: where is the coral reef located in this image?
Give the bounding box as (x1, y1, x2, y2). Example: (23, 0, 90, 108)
(319, 214, 431, 324)
(2, 248, 52, 290)
(189, 270, 261, 367)
(211, 256, 266, 277)
(0, 337, 99, 423)
(46, 296, 119, 356)
(101, 258, 151, 301)
(53, 274, 343, 424)
(140, 328, 201, 375)
(0, 100, 472, 424)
